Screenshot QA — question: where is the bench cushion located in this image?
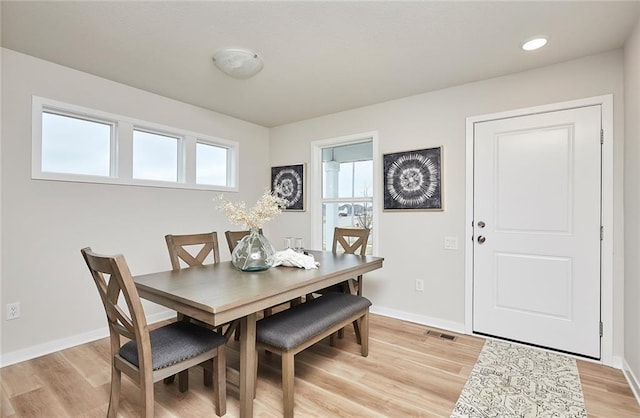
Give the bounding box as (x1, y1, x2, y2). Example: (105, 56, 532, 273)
(119, 321, 226, 370)
(257, 293, 371, 350)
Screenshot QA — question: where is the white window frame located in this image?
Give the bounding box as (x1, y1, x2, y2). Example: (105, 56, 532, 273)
(32, 96, 239, 192)
(310, 131, 380, 255)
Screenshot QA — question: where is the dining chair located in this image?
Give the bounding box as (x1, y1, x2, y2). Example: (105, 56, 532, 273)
(165, 232, 237, 336)
(80, 247, 226, 417)
(224, 229, 261, 257)
(332, 227, 370, 295)
(224, 229, 299, 317)
(309, 227, 371, 344)
(165, 231, 220, 269)
(165, 232, 239, 384)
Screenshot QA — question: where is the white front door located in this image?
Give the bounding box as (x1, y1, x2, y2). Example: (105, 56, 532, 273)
(472, 105, 602, 358)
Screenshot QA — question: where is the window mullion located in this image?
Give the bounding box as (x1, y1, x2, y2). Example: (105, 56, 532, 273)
(117, 121, 133, 179)
(184, 136, 196, 184)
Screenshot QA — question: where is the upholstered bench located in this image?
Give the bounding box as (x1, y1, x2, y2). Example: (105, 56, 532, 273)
(256, 292, 372, 418)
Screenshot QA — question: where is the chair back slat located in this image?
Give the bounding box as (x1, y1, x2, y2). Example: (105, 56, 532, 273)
(332, 227, 370, 256)
(165, 233, 220, 270)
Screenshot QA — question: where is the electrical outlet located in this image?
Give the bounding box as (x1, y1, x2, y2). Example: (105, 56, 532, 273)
(6, 302, 20, 320)
(444, 236, 459, 250)
(415, 279, 424, 292)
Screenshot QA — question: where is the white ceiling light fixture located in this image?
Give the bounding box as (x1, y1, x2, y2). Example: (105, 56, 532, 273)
(521, 36, 548, 51)
(212, 48, 263, 79)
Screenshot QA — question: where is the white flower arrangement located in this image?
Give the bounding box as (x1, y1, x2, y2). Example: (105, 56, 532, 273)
(216, 189, 286, 230)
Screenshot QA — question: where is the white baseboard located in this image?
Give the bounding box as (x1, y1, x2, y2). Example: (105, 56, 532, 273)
(370, 305, 466, 334)
(0, 306, 464, 367)
(369, 306, 627, 371)
(623, 359, 640, 406)
(0, 310, 175, 368)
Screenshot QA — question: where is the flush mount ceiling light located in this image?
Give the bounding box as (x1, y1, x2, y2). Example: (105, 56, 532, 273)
(212, 48, 263, 79)
(521, 36, 548, 51)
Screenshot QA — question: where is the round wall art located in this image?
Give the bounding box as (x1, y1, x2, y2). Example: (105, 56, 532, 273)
(271, 164, 305, 211)
(383, 147, 442, 210)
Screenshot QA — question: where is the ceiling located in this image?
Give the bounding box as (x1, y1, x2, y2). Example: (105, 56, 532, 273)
(2, 1, 639, 128)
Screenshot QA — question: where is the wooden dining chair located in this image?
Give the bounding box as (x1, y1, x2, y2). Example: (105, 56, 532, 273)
(165, 232, 237, 336)
(309, 227, 371, 344)
(165, 232, 239, 385)
(165, 231, 220, 270)
(224, 229, 298, 318)
(80, 247, 226, 417)
(332, 227, 370, 296)
(224, 229, 261, 257)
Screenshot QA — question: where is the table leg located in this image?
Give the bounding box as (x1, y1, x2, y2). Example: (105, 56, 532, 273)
(239, 313, 257, 418)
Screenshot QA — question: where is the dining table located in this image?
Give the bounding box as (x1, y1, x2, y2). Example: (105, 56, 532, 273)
(133, 249, 384, 418)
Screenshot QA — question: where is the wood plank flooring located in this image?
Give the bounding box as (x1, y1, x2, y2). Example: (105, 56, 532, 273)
(2, 314, 638, 417)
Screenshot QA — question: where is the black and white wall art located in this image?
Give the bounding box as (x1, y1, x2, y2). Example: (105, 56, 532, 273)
(383, 147, 442, 210)
(271, 164, 305, 211)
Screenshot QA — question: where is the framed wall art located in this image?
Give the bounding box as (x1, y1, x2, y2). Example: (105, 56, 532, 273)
(271, 163, 305, 211)
(383, 146, 442, 210)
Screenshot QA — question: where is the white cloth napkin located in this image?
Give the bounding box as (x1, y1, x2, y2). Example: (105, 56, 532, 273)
(273, 248, 319, 269)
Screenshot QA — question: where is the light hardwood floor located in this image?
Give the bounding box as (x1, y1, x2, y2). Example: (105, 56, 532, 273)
(2, 314, 639, 417)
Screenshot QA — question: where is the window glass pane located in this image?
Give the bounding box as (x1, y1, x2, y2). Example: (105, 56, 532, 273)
(322, 202, 373, 254)
(354, 160, 373, 197)
(338, 162, 353, 198)
(41, 112, 111, 176)
(322, 160, 342, 199)
(196, 142, 227, 186)
(132, 130, 178, 181)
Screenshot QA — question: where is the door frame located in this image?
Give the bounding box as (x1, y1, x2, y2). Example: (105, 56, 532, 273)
(464, 95, 614, 366)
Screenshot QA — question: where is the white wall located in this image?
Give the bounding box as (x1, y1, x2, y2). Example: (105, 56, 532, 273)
(0, 49, 270, 361)
(0, 45, 632, 371)
(624, 16, 640, 399)
(270, 51, 626, 355)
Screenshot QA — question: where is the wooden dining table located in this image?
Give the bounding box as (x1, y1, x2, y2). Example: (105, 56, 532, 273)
(133, 250, 384, 418)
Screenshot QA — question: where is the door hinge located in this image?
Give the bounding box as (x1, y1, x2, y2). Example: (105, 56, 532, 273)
(600, 129, 604, 144)
(600, 321, 603, 337)
(600, 226, 604, 241)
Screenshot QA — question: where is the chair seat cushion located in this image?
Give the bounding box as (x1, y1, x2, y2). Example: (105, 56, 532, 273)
(119, 321, 226, 370)
(257, 293, 371, 350)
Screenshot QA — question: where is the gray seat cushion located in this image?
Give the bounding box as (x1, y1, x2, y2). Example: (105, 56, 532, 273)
(119, 321, 226, 370)
(257, 293, 371, 350)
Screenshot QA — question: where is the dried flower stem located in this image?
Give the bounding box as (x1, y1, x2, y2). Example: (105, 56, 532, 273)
(216, 189, 286, 230)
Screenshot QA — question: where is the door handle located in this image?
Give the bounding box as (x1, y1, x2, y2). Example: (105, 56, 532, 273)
(477, 221, 486, 228)
(477, 235, 486, 244)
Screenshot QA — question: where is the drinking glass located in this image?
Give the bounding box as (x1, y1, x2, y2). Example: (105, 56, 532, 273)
(293, 237, 304, 253)
(284, 237, 292, 250)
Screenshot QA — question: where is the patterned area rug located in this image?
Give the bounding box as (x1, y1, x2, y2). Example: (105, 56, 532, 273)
(451, 339, 587, 418)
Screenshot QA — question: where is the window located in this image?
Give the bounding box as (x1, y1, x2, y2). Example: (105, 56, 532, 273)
(320, 140, 374, 254)
(41, 112, 113, 177)
(196, 142, 228, 186)
(32, 96, 238, 191)
(132, 130, 179, 182)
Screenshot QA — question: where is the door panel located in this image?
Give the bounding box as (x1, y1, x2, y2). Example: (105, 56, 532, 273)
(473, 105, 601, 358)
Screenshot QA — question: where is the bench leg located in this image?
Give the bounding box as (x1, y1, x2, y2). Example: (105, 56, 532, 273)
(282, 351, 295, 418)
(178, 369, 189, 393)
(360, 312, 369, 357)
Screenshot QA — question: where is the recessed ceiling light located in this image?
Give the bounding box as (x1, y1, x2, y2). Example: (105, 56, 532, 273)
(521, 36, 548, 51)
(212, 48, 263, 79)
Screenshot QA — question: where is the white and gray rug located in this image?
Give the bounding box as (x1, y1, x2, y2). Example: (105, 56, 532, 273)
(451, 339, 587, 418)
